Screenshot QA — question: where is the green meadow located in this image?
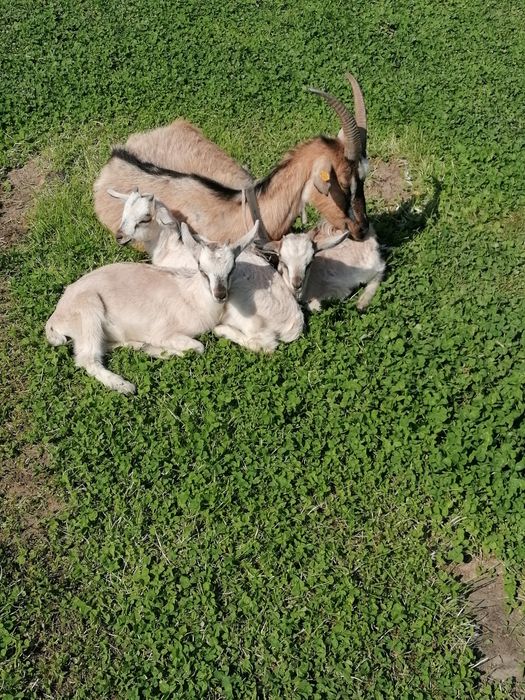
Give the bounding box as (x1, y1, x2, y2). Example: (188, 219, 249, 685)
(1, 0, 524, 697)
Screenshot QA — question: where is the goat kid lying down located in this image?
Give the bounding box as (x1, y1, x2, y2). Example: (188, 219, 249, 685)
(261, 221, 385, 312)
(110, 189, 304, 353)
(45, 223, 257, 394)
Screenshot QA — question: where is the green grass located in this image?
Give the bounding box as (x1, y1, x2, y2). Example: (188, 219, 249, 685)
(1, 0, 525, 697)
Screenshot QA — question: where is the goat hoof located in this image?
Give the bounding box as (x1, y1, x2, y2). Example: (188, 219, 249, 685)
(307, 300, 322, 312)
(116, 380, 136, 395)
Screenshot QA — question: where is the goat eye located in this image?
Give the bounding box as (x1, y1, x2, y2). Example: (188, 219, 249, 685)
(141, 216, 152, 223)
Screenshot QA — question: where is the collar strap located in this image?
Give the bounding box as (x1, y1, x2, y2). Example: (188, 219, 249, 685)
(244, 185, 268, 242)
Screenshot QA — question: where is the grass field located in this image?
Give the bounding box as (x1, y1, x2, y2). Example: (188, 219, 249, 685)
(1, 0, 525, 697)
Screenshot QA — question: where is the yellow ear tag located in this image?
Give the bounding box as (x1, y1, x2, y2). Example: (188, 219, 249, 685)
(320, 170, 330, 182)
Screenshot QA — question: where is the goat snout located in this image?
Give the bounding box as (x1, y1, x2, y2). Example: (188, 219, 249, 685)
(213, 287, 228, 303)
(348, 231, 362, 241)
(115, 229, 131, 245)
(291, 280, 303, 299)
(347, 219, 368, 241)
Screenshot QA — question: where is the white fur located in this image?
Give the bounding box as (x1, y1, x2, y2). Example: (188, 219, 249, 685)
(275, 234, 317, 298)
(260, 228, 348, 302)
(270, 221, 385, 312)
(115, 192, 304, 352)
(45, 230, 254, 394)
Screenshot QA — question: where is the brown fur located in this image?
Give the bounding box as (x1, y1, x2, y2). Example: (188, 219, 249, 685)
(94, 125, 368, 244)
(125, 120, 253, 188)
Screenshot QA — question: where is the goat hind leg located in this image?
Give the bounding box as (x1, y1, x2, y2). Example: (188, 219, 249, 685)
(73, 301, 136, 394)
(214, 324, 277, 353)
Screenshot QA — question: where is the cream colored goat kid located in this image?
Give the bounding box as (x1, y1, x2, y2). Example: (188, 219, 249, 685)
(261, 221, 385, 312)
(45, 224, 257, 394)
(110, 189, 304, 353)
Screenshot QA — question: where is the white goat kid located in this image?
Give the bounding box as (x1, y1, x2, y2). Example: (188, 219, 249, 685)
(45, 223, 256, 394)
(108, 187, 196, 268)
(110, 189, 304, 353)
(261, 222, 385, 312)
(260, 229, 349, 302)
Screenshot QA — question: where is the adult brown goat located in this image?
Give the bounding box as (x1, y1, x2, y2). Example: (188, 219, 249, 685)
(93, 74, 369, 243)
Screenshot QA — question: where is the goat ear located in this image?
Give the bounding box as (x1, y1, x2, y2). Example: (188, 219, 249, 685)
(232, 221, 259, 258)
(180, 222, 201, 257)
(257, 239, 282, 257)
(144, 193, 154, 202)
(312, 159, 332, 196)
(313, 229, 349, 254)
(156, 204, 176, 226)
(107, 188, 130, 201)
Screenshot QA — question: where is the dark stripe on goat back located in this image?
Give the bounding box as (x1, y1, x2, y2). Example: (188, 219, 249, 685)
(111, 147, 241, 200)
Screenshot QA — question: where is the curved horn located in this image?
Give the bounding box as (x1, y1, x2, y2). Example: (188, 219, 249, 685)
(345, 73, 367, 157)
(307, 87, 361, 162)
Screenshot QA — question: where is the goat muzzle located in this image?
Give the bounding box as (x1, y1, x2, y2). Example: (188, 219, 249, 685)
(291, 280, 303, 297)
(214, 288, 228, 303)
(115, 229, 132, 245)
(347, 220, 368, 241)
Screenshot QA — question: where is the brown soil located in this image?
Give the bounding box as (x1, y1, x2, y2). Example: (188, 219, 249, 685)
(0, 158, 47, 249)
(1, 446, 64, 542)
(366, 157, 411, 207)
(1, 157, 65, 542)
(455, 557, 525, 682)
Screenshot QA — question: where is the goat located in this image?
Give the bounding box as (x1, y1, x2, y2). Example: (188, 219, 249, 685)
(94, 119, 254, 238)
(109, 189, 304, 353)
(45, 223, 257, 394)
(125, 120, 254, 189)
(94, 74, 370, 243)
(260, 221, 385, 312)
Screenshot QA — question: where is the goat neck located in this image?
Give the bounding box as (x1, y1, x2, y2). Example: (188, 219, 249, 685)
(255, 137, 350, 241)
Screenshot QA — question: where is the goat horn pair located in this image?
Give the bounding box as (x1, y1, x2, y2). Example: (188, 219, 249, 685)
(307, 73, 367, 161)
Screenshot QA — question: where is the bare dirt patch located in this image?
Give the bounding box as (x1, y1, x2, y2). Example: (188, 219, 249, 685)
(367, 157, 412, 207)
(455, 557, 525, 683)
(1, 156, 65, 542)
(0, 158, 47, 249)
(1, 445, 64, 543)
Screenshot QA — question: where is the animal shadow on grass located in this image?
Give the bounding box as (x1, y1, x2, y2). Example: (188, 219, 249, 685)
(371, 176, 443, 249)
(298, 178, 443, 321)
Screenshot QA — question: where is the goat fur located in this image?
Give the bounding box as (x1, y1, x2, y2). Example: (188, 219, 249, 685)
(113, 191, 304, 353)
(94, 130, 369, 243)
(46, 225, 255, 393)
